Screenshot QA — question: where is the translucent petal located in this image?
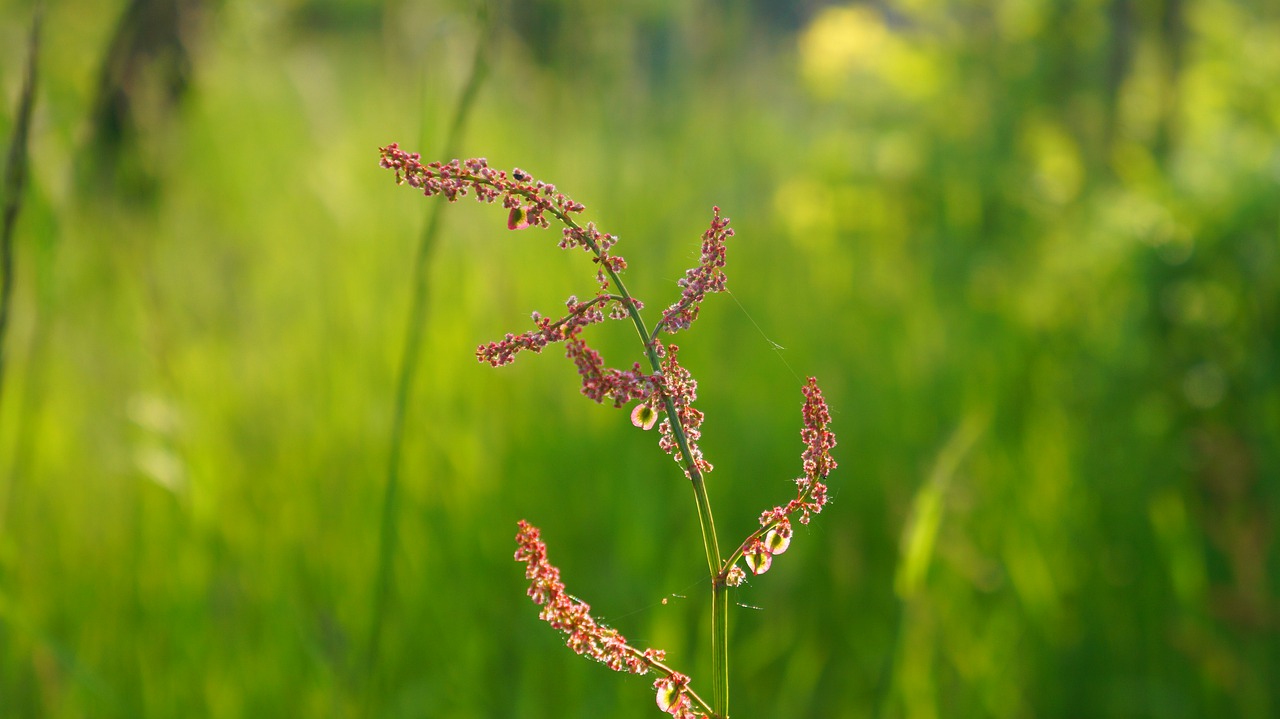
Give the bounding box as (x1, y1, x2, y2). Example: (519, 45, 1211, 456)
(744, 547, 773, 575)
(765, 526, 791, 555)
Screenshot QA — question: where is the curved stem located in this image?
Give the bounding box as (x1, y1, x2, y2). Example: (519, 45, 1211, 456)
(598, 256, 729, 719)
(722, 480, 821, 572)
(565, 213, 728, 717)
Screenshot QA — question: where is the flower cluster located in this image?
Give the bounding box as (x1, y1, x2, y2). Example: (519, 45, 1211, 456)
(379, 144, 627, 278)
(379, 144, 585, 227)
(566, 340, 662, 407)
(771, 376, 836, 523)
(660, 208, 733, 334)
(739, 377, 837, 576)
(378, 146, 650, 410)
(797, 376, 837, 503)
(475, 295, 607, 367)
(380, 144, 730, 480)
(655, 345, 712, 479)
(514, 520, 668, 674)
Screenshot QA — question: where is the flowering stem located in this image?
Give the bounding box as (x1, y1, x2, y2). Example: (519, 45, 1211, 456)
(527, 194, 730, 717)
(411, 165, 732, 717)
(382, 148, 837, 719)
(583, 226, 730, 719)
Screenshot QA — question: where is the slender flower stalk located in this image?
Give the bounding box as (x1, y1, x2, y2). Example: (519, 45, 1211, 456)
(378, 144, 836, 718)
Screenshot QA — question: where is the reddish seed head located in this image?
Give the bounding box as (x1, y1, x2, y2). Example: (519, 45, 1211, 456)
(660, 207, 733, 335)
(514, 520, 666, 676)
(765, 518, 793, 554)
(655, 345, 713, 478)
(744, 539, 773, 575)
(743, 378, 837, 571)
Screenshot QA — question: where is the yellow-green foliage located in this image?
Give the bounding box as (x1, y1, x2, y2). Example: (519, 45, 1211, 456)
(0, 1, 1276, 717)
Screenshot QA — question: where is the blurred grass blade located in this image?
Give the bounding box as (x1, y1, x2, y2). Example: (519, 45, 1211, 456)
(0, 5, 42, 413)
(895, 411, 986, 599)
(364, 1, 495, 702)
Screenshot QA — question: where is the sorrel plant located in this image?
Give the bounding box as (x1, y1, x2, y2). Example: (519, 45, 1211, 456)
(378, 144, 837, 719)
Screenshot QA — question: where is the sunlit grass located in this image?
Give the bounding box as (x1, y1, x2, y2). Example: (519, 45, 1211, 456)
(1, 1, 1277, 717)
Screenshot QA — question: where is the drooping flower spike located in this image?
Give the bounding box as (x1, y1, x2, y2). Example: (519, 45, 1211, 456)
(514, 521, 710, 716)
(655, 344, 713, 478)
(513, 520, 664, 673)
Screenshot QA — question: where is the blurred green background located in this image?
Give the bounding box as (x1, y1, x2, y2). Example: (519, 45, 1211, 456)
(1, 0, 1277, 717)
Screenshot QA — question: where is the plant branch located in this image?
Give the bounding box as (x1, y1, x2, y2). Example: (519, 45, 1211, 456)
(381, 150, 738, 718)
(489, 177, 731, 715)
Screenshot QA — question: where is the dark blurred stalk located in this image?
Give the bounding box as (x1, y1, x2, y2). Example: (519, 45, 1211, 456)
(1102, 0, 1133, 166)
(1155, 0, 1186, 163)
(363, 2, 494, 702)
(86, 0, 197, 202)
(0, 7, 42, 419)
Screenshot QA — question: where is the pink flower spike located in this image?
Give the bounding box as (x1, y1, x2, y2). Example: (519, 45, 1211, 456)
(514, 521, 667, 675)
(508, 205, 532, 230)
(739, 377, 836, 572)
(659, 206, 733, 334)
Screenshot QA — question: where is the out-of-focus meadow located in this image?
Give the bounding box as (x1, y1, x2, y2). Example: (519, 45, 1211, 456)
(1, 0, 1277, 717)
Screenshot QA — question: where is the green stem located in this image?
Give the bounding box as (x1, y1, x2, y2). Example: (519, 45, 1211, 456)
(712, 575, 730, 718)
(587, 236, 730, 719)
